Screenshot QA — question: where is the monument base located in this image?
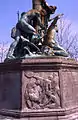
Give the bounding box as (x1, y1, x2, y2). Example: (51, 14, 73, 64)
(0, 57, 78, 120)
(0, 108, 78, 120)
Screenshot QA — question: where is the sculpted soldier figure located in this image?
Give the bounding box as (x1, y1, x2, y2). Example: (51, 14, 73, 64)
(33, 0, 57, 32)
(5, 0, 68, 60)
(6, 9, 46, 59)
(16, 9, 45, 36)
(41, 0, 57, 27)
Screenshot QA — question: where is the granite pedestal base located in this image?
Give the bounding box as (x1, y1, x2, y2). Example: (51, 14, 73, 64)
(0, 57, 78, 120)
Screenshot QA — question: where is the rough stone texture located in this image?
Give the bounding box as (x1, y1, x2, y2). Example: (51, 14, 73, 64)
(23, 71, 60, 110)
(0, 72, 21, 110)
(0, 57, 78, 119)
(61, 71, 78, 108)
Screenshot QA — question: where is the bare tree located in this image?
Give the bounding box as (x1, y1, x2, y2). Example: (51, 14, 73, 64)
(57, 18, 78, 59)
(0, 41, 9, 62)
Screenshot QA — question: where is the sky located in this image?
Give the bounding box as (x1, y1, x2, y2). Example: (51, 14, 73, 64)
(0, 0, 78, 44)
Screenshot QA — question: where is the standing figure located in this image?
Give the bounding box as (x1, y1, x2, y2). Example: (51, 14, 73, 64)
(32, 0, 57, 38)
(16, 9, 46, 56)
(33, 0, 57, 27)
(6, 9, 45, 59)
(41, 0, 57, 28)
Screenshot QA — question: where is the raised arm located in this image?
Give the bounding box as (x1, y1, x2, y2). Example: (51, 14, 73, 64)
(49, 14, 64, 26)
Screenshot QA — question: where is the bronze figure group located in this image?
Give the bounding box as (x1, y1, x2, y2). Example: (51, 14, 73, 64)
(6, 0, 68, 60)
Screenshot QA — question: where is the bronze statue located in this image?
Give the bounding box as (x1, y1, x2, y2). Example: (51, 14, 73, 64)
(5, 0, 68, 60)
(16, 9, 45, 35)
(42, 14, 68, 57)
(33, 0, 57, 34)
(41, 0, 57, 28)
(6, 9, 45, 59)
(6, 28, 21, 59)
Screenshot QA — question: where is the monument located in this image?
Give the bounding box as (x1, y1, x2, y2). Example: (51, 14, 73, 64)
(0, 0, 78, 120)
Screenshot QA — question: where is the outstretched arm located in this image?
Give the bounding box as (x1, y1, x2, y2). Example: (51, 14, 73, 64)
(49, 14, 64, 25)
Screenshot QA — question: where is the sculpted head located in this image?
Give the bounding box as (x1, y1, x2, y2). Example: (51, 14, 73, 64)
(49, 6, 57, 14)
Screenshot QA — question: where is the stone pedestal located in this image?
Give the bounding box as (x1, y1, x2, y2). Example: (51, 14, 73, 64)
(0, 57, 78, 119)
